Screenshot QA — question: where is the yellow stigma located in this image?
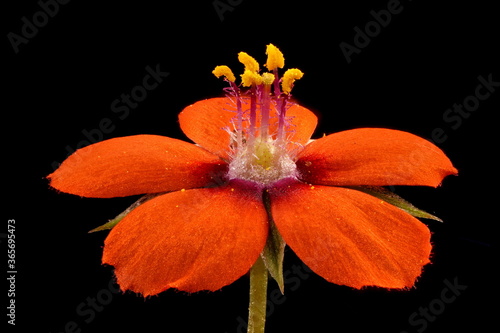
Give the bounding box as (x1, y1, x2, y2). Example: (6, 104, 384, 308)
(282, 68, 304, 94)
(241, 69, 263, 87)
(212, 65, 236, 82)
(238, 52, 260, 72)
(265, 44, 285, 70)
(261, 72, 275, 85)
(254, 141, 274, 169)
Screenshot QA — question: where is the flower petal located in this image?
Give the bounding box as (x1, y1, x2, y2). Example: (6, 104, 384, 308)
(297, 128, 457, 187)
(277, 102, 318, 149)
(48, 135, 227, 198)
(178, 97, 317, 159)
(102, 181, 268, 296)
(268, 181, 432, 289)
(179, 98, 234, 159)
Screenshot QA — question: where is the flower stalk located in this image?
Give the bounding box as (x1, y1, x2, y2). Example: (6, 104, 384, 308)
(247, 256, 268, 333)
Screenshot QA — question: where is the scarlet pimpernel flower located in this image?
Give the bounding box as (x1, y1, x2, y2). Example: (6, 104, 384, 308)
(48, 44, 457, 332)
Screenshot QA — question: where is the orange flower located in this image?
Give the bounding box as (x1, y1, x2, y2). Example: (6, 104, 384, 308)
(48, 44, 457, 297)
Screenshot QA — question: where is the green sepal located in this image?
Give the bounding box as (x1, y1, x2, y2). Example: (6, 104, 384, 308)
(88, 193, 160, 233)
(88, 217, 123, 233)
(260, 192, 286, 294)
(349, 186, 443, 222)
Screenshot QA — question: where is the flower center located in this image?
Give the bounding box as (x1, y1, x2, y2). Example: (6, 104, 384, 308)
(228, 137, 297, 185)
(213, 44, 304, 186)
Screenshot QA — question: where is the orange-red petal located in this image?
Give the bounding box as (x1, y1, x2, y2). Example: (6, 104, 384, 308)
(280, 102, 318, 153)
(102, 181, 268, 296)
(296, 128, 458, 187)
(179, 98, 234, 159)
(48, 135, 227, 198)
(179, 97, 317, 159)
(269, 181, 432, 289)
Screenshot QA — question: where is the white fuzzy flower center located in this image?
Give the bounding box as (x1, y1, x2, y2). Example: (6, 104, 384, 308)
(228, 138, 297, 185)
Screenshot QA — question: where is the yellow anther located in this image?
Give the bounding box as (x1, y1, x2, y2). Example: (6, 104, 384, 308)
(265, 44, 285, 70)
(281, 68, 304, 94)
(238, 52, 260, 72)
(212, 65, 236, 82)
(241, 69, 263, 87)
(261, 72, 275, 85)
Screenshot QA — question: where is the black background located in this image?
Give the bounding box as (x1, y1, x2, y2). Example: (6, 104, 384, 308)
(5, 0, 498, 332)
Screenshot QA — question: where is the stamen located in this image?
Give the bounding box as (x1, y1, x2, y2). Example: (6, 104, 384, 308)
(260, 81, 272, 141)
(229, 81, 244, 147)
(261, 72, 275, 85)
(265, 44, 285, 71)
(213, 65, 243, 147)
(281, 68, 304, 94)
(212, 44, 304, 186)
(238, 52, 260, 72)
(276, 96, 288, 142)
(241, 70, 263, 87)
(212, 65, 236, 82)
(248, 85, 258, 142)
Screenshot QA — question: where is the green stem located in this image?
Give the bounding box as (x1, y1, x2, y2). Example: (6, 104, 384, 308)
(247, 256, 268, 333)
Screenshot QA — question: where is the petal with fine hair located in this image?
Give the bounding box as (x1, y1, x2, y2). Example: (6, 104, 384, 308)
(269, 181, 432, 289)
(48, 134, 227, 198)
(179, 97, 317, 159)
(102, 181, 268, 296)
(297, 128, 457, 187)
